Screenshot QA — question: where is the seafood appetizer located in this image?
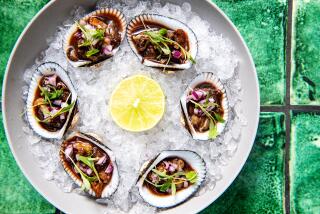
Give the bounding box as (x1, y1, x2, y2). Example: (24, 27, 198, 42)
(180, 72, 229, 140)
(137, 150, 206, 208)
(64, 8, 127, 67)
(60, 132, 119, 198)
(127, 14, 197, 69)
(26, 62, 78, 139)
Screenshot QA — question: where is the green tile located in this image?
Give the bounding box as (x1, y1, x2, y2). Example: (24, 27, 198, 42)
(292, 0, 320, 104)
(202, 112, 285, 214)
(0, 0, 49, 98)
(0, 114, 55, 213)
(212, 0, 287, 105)
(290, 113, 320, 213)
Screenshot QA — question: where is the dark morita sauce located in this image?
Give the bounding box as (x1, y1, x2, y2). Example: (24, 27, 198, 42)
(131, 21, 190, 65)
(62, 136, 113, 198)
(186, 82, 224, 133)
(144, 157, 194, 196)
(68, 13, 122, 64)
(33, 75, 71, 132)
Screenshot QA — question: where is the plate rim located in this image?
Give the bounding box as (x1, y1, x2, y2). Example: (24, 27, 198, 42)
(2, 0, 260, 213)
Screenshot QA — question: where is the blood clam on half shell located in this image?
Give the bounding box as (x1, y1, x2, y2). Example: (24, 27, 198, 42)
(26, 62, 78, 139)
(137, 150, 206, 208)
(126, 14, 198, 69)
(64, 8, 127, 67)
(60, 132, 119, 198)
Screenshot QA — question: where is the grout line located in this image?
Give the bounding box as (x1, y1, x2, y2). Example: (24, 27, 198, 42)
(284, 0, 293, 213)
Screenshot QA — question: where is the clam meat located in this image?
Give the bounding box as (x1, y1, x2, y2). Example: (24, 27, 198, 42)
(26, 62, 78, 139)
(127, 14, 198, 69)
(60, 132, 119, 198)
(180, 72, 229, 140)
(64, 8, 127, 67)
(137, 150, 206, 208)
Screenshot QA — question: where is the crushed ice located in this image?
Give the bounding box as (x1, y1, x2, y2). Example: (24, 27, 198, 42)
(21, 0, 245, 213)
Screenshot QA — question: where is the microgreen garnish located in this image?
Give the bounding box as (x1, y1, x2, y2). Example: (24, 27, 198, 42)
(76, 22, 105, 57)
(38, 85, 63, 107)
(190, 97, 224, 140)
(143, 28, 196, 67)
(36, 99, 75, 123)
(85, 48, 100, 57)
(61, 150, 97, 191)
(145, 169, 198, 196)
(77, 155, 101, 183)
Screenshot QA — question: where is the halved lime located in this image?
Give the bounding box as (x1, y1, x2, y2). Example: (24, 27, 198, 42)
(109, 75, 165, 132)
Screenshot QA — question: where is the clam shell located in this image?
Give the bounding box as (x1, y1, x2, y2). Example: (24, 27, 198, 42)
(180, 72, 229, 140)
(137, 150, 206, 208)
(26, 62, 78, 139)
(59, 132, 119, 198)
(126, 14, 198, 69)
(64, 8, 127, 67)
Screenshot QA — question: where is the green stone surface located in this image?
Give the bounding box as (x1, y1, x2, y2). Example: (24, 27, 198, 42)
(212, 0, 287, 105)
(292, 0, 320, 104)
(0, 0, 49, 97)
(202, 112, 285, 214)
(0, 115, 55, 214)
(290, 113, 320, 213)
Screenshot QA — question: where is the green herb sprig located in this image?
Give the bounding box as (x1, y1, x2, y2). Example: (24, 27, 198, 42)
(190, 93, 225, 139)
(36, 96, 76, 123)
(61, 150, 98, 191)
(143, 28, 196, 65)
(38, 85, 63, 107)
(145, 169, 198, 196)
(77, 155, 101, 183)
(76, 22, 105, 57)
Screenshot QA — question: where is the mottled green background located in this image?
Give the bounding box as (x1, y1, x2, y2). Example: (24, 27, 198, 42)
(292, 0, 320, 104)
(0, 0, 319, 213)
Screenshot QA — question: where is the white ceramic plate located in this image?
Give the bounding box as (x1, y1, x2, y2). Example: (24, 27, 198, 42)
(2, 0, 259, 213)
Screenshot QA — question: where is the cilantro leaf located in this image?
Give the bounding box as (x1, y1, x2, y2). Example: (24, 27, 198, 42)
(208, 120, 218, 139)
(85, 48, 100, 57)
(213, 112, 225, 123)
(171, 182, 176, 195)
(186, 171, 198, 184)
(160, 181, 171, 192)
(78, 155, 101, 183)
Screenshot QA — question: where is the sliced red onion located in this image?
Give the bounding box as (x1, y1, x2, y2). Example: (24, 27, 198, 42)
(168, 163, 178, 173)
(60, 114, 66, 121)
(74, 31, 83, 40)
(191, 90, 206, 101)
(194, 108, 199, 115)
(183, 181, 189, 188)
(64, 145, 73, 160)
(105, 163, 113, 174)
(209, 97, 215, 103)
(103, 45, 113, 55)
(168, 166, 176, 172)
(172, 50, 182, 59)
(150, 173, 159, 183)
(96, 155, 107, 165)
(53, 100, 62, 106)
(77, 163, 88, 174)
(163, 161, 170, 170)
(199, 99, 206, 104)
(86, 168, 93, 176)
(45, 74, 57, 86)
(50, 107, 59, 115)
